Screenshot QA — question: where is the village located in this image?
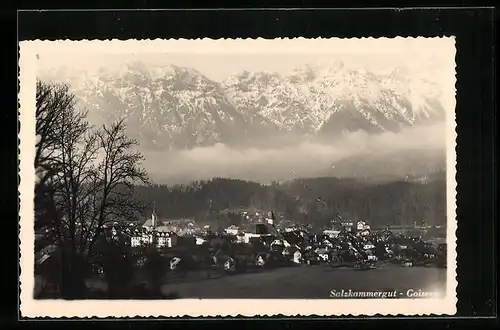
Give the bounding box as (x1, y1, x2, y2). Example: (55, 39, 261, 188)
(35, 205, 445, 298)
(117, 206, 445, 250)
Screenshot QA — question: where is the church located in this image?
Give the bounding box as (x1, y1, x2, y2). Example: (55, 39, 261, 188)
(130, 204, 178, 248)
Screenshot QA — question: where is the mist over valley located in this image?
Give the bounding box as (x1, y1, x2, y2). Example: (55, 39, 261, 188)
(38, 57, 450, 185)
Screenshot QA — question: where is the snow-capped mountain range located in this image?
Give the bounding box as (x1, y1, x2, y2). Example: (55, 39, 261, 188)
(39, 60, 447, 150)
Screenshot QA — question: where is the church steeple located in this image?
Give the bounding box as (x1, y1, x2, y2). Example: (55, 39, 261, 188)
(151, 201, 157, 228)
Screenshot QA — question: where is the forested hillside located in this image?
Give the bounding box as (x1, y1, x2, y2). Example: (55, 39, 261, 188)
(133, 173, 446, 230)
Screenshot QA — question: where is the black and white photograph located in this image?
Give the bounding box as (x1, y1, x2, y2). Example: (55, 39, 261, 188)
(19, 38, 457, 317)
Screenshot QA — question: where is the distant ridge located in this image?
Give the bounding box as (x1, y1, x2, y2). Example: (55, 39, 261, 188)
(40, 60, 447, 151)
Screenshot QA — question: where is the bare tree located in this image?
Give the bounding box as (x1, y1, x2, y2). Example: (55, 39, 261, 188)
(34, 80, 94, 297)
(35, 80, 151, 298)
(85, 119, 151, 257)
(35, 80, 92, 243)
(35, 80, 84, 191)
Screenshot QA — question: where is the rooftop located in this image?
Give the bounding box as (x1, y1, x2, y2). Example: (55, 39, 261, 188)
(142, 219, 154, 227)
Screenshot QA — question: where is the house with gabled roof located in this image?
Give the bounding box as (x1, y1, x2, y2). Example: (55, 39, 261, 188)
(225, 225, 240, 235)
(132, 204, 178, 248)
(240, 222, 278, 243)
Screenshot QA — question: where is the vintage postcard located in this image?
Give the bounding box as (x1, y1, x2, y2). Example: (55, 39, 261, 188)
(19, 37, 457, 317)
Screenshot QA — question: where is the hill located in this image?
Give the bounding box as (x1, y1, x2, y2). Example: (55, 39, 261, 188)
(133, 174, 447, 230)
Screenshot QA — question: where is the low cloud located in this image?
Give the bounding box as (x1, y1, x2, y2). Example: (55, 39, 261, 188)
(142, 123, 446, 184)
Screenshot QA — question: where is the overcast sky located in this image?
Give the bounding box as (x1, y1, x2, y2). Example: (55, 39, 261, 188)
(36, 38, 455, 83)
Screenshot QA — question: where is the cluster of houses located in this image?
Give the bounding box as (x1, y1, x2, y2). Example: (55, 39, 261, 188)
(127, 208, 285, 249)
(322, 220, 372, 238)
(226, 222, 279, 244)
(124, 205, 443, 255)
(94, 204, 383, 254)
(36, 206, 378, 256)
(128, 208, 200, 248)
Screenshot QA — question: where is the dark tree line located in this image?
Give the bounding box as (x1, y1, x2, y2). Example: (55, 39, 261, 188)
(133, 175, 447, 230)
(133, 177, 301, 221)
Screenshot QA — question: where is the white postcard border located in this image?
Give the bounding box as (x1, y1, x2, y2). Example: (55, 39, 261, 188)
(19, 37, 458, 318)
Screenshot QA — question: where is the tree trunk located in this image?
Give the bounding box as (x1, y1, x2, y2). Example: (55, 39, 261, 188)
(60, 252, 86, 299)
(106, 273, 124, 298)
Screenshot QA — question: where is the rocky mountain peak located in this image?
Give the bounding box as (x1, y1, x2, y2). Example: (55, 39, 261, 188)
(40, 59, 448, 150)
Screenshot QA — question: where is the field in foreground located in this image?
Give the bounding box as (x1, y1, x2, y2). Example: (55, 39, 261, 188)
(161, 264, 447, 299)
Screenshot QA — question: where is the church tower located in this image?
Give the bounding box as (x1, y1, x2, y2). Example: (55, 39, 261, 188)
(151, 201, 157, 229)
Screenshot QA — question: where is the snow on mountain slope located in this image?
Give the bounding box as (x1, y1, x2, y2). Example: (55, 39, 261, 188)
(39, 59, 448, 150)
(224, 60, 446, 137)
(43, 62, 250, 150)
(222, 71, 317, 133)
(380, 66, 446, 122)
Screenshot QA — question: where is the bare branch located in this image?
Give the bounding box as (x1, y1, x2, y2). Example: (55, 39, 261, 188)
(35, 80, 152, 273)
